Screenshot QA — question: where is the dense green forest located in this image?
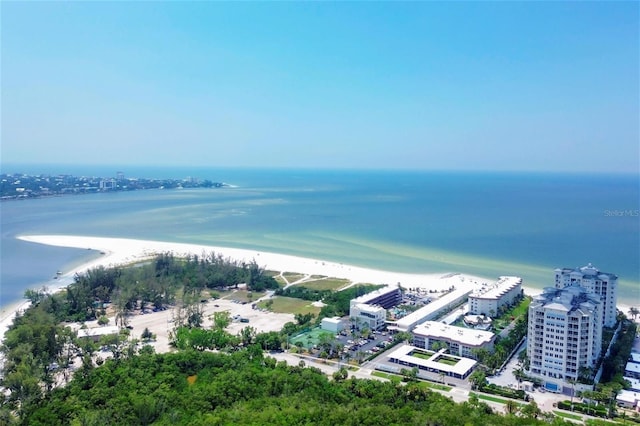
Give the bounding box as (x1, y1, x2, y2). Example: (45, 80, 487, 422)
(15, 349, 571, 426)
(24, 252, 279, 323)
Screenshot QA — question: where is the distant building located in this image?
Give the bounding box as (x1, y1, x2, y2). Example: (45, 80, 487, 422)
(321, 317, 344, 333)
(77, 326, 120, 342)
(350, 303, 386, 331)
(350, 285, 402, 309)
(412, 321, 495, 358)
(527, 285, 602, 393)
(554, 264, 618, 328)
(468, 276, 522, 317)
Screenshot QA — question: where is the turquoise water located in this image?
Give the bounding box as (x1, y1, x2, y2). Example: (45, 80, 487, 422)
(1, 167, 638, 307)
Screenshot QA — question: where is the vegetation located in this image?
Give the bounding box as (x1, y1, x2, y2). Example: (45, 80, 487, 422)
(9, 349, 575, 425)
(258, 296, 321, 316)
(297, 278, 351, 292)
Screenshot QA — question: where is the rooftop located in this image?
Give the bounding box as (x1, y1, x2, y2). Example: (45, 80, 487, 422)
(387, 344, 477, 376)
(470, 276, 522, 300)
(395, 287, 472, 330)
(413, 321, 495, 347)
(77, 326, 120, 338)
(351, 285, 400, 306)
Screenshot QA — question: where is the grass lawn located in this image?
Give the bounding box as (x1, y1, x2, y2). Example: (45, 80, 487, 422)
(415, 381, 452, 392)
(553, 411, 583, 421)
(282, 272, 306, 283)
(411, 351, 434, 360)
(300, 278, 352, 291)
(226, 290, 265, 303)
(436, 356, 458, 366)
(258, 296, 321, 316)
(471, 393, 515, 405)
(271, 275, 288, 287)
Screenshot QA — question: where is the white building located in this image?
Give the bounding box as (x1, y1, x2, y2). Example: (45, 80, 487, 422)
(527, 285, 603, 393)
(468, 276, 523, 317)
(386, 344, 478, 379)
(77, 325, 120, 342)
(320, 317, 344, 333)
(391, 287, 472, 332)
(349, 303, 386, 331)
(554, 264, 618, 328)
(350, 285, 402, 309)
(412, 321, 495, 359)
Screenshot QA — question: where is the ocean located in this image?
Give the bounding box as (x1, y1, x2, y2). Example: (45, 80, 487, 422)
(1, 166, 638, 308)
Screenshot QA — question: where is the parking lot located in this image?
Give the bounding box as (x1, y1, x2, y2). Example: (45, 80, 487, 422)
(292, 321, 396, 362)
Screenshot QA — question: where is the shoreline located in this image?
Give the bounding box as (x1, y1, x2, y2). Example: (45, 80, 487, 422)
(2, 234, 635, 344)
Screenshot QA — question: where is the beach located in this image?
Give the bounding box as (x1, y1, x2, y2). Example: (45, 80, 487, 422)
(2, 234, 634, 350)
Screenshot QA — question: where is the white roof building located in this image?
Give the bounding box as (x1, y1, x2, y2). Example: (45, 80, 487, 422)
(624, 376, 640, 392)
(350, 285, 402, 309)
(625, 360, 640, 379)
(392, 287, 472, 332)
(77, 326, 120, 341)
(616, 390, 640, 409)
(350, 303, 386, 331)
(468, 276, 522, 316)
(412, 321, 495, 358)
(386, 344, 477, 379)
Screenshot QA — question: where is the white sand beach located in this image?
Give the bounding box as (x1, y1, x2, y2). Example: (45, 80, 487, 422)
(3, 234, 634, 351)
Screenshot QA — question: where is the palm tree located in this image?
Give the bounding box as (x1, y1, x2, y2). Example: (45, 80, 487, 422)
(628, 307, 639, 321)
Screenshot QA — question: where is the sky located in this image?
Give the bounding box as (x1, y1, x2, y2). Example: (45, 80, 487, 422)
(1, 2, 638, 173)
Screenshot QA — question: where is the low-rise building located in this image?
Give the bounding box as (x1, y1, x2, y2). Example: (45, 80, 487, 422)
(625, 359, 640, 380)
(616, 390, 640, 410)
(350, 303, 386, 331)
(468, 276, 522, 317)
(391, 287, 472, 332)
(350, 285, 402, 309)
(321, 317, 344, 333)
(77, 325, 120, 342)
(412, 321, 495, 358)
(386, 344, 477, 379)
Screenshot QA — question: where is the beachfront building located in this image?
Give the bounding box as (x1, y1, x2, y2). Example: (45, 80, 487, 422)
(554, 264, 618, 327)
(390, 287, 473, 332)
(526, 285, 603, 393)
(467, 276, 523, 317)
(350, 285, 402, 310)
(386, 344, 478, 380)
(349, 303, 386, 331)
(411, 321, 495, 359)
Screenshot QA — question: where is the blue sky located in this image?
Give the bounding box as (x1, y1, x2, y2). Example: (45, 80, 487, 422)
(2, 2, 638, 173)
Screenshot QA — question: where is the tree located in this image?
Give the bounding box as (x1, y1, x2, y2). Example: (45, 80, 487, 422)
(332, 366, 348, 382)
(97, 315, 109, 326)
(211, 311, 231, 330)
(628, 307, 639, 320)
(468, 370, 486, 390)
(520, 400, 541, 419)
(504, 399, 518, 415)
(240, 326, 257, 347)
(141, 327, 154, 341)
